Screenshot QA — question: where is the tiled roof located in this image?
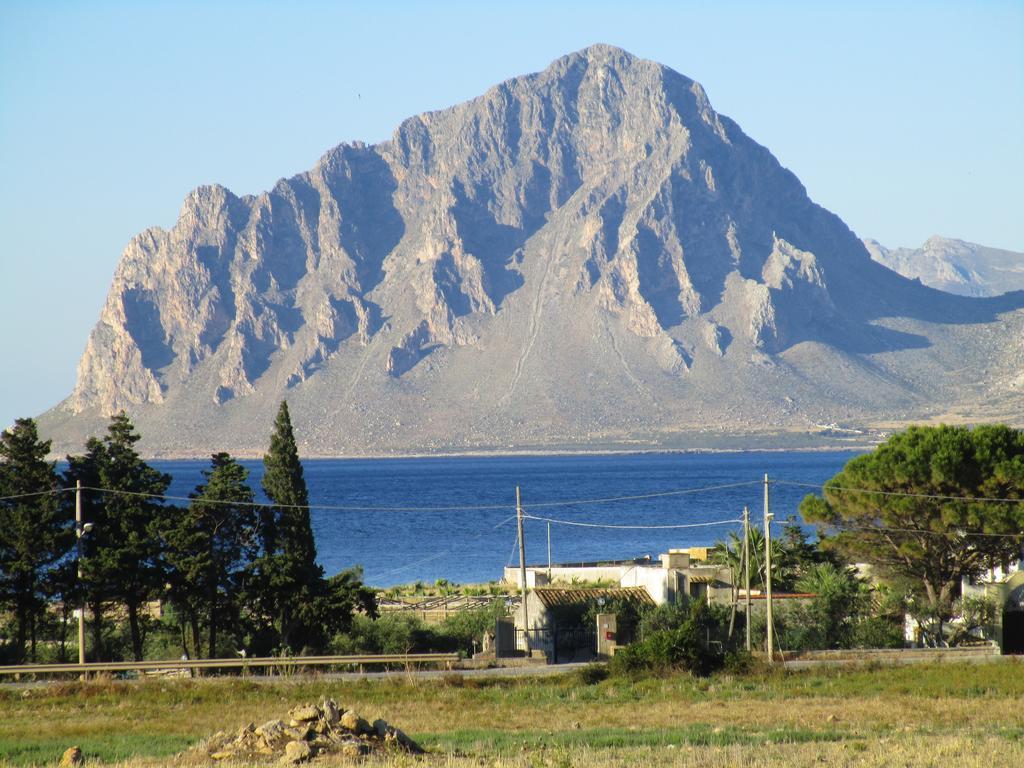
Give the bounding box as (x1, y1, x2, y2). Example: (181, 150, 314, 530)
(745, 592, 816, 600)
(532, 586, 655, 609)
(687, 574, 718, 584)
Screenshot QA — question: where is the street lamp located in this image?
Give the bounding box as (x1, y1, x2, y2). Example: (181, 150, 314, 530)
(75, 480, 93, 667)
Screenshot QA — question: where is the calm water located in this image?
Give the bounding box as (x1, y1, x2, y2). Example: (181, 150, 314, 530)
(151, 451, 861, 586)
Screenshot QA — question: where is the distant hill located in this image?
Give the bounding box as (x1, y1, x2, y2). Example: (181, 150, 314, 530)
(38, 45, 1024, 456)
(864, 236, 1024, 297)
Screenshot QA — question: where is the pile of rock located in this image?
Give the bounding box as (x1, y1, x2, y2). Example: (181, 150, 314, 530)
(195, 699, 423, 763)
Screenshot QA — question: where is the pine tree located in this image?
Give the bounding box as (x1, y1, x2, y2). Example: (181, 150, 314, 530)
(68, 413, 171, 661)
(162, 453, 257, 658)
(64, 437, 106, 659)
(0, 418, 71, 662)
(255, 401, 324, 652)
(801, 424, 1024, 644)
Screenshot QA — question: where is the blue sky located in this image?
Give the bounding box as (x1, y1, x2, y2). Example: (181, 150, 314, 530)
(1, 0, 1022, 431)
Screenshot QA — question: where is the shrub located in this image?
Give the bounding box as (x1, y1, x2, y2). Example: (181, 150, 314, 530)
(637, 600, 690, 637)
(608, 602, 726, 678)
(435, 602, 506, 656)
(332, 613, 433, 655)
(723, 649, 755, 674)
(851, 615, 903, 649)
(576, 663, 609, 685)
(333, 602, 507, 657)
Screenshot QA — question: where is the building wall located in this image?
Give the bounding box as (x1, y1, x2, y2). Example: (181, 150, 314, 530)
(503, 564, 630, 589)
(620, 565, 673, 604)
(505, 562, 733, 607)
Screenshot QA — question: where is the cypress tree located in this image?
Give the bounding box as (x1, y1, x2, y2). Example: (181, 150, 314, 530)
(257, 401, 323, 652)
(0, 418, 70, 662)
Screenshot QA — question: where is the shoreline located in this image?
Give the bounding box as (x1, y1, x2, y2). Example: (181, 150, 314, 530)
(135, 441, 879, 462)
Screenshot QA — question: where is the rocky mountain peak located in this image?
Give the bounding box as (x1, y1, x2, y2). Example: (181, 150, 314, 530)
(45, 48, 1024, 456)
(866, 235, 1024, 298)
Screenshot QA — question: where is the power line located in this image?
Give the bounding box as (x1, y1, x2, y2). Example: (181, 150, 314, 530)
(506, 525, 520, 568)
(777, 519, 1024, 540)
(0, 487, 69, 502)
(522, 481, 761, 508)
(362, 515, 517, 583)
(522, 514, 743, 531)
(33, 479, 762, 514)
(7, 478, 1023, 509)
(773, 479, 1024, 504)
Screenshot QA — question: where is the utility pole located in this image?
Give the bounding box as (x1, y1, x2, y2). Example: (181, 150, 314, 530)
(516, 486, 530, 654)
(764, 474, 774, 662)
(75, 480, 85, 668)
(546, 521, 552, 581)
(743, 505, 751, 653)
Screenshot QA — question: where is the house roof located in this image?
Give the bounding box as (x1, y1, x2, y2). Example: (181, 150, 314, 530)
(687, 574, 718, 584)
(532, 586, 656, 609)
(745, 592, 816, 600)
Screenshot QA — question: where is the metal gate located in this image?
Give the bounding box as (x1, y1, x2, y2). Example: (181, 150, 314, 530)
(552, 626, 596, 663)
(511, 626, 596, 663)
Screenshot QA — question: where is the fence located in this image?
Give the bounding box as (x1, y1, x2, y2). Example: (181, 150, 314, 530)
(513, 627, 596, 663)
(378, 595, 518, 625)
(0, 652, 460, 679)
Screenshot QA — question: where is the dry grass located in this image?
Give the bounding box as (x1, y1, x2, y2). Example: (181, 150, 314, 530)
(1, 661, 1022, 766)
(93, 735, 1024, 768)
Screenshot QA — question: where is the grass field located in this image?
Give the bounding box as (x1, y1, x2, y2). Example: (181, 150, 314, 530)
(1, 661, 1022, 766)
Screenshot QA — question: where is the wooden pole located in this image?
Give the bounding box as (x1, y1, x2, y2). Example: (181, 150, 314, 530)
(743, 505, 751, 653)
(76, 480, 85, 668)
(764, 474, 774, 662)
(516, 486, 529, 653)
(547, 522, 552, 581)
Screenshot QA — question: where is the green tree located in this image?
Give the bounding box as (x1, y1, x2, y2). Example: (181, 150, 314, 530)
(609, 601, 730, 678)
(64, 438, 107, 659)
(712, 525, 792, 593)
(323, 567, 378, 634)
(162, 453, 258, 658)
(68, 413, 171, 660)
(709, 531, 744, 608)
(252, 401, 325, 652)
(44, 558, 80, 663)
(801, 424, 1024, 644)
(778, 515, 836, 584)
(786, 563, 871, 650)
(0, 418, 71, 662)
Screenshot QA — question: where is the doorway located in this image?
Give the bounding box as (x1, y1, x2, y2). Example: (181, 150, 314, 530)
(1002, 611, 1024, 654)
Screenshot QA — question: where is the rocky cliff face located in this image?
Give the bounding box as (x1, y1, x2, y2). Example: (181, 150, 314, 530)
(41, 45, 1024, 455)
(865, 236, 1024, 298)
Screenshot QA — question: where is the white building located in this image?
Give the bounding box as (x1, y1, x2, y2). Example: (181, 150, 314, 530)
(961, 558, 1024, 653)
(502, 547, 734, 606)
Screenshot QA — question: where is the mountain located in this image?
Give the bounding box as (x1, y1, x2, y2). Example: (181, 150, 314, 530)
(38, 45, 1024, 456)
(864, 236, 1024, 298)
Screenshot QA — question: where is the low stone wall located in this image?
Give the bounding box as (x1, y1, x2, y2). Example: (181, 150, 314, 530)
(783, 645, 1000, 662)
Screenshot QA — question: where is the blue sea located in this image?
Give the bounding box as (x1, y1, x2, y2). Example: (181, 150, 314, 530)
(152, 451, 861, 587)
